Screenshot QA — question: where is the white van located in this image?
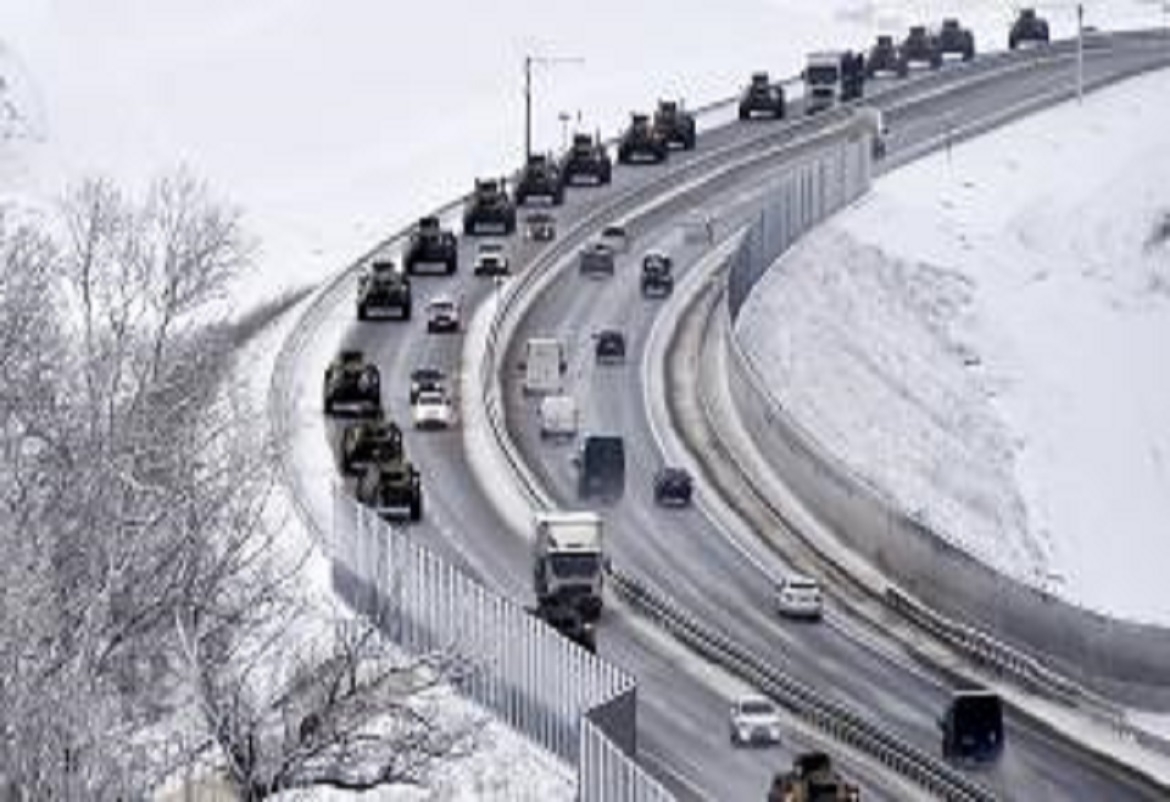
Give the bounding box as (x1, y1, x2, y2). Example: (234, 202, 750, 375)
(539, 394, 579, 439)
(523, 337, 567, 395)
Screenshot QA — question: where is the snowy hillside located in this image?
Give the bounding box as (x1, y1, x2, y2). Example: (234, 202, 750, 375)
(739, 66, 1170, 624)
(1, 1, 1165, 310)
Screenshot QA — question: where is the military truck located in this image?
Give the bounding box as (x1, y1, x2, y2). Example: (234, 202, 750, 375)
(463, 178, 517, 236)
(560, 132, 612, 186)
(766, 753, 860, 802)
(803, 51, 865, 115)
(515, 153, 566, 206)
(617, 113, 668, 165)
(652, 99, 697, 151)
(356, 260, 411, 321)
(403, 216, 458, 275)
(533, 511, 606, 620)
(575, 434, 625, 501)
(940, 689, 1004, 763)
(900, 25, 942, 73)
(339, 418, 404, 476)
(323, 350, 382, 416)
(356, 456, 423, 522)
(938, 18, 976, 61)
(865, 35, 901, 78)
(738, 72, 786, 120)
(1010, 8, 1050, 49)
(640, 251, 674, 297)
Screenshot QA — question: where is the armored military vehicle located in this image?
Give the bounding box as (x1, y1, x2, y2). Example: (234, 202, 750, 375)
(652, 99, 697, 150)
(1010, 9, 1050, 49)
(340, 418, 404, 476)
(356, 456, 423, 522)
(865, 35, 901, 77)
(323, 350, 381, 416)
(617, 113, 668, 164)
(560, 132, 612, 186)
(356, 260, 411, 320)
(403, 216, 458, 275)
(938, 18, 976, 61)
(738, 72, 786, 120)
(515, 153, 565, 206)
(463, 178, 516, 236)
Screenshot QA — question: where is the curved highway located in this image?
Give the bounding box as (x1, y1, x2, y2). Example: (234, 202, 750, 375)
(277, 33, 1170, 801)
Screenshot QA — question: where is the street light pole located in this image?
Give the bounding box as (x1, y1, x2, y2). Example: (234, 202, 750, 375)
(1077, 3, 1085, 103)
(522, 53, 584, 163)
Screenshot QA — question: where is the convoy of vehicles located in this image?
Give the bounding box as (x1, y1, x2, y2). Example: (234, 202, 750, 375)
(533, 511, 606, 619)
(463, 177, 517, 235)
(652, 99, 697, 150)
(618, 112, 669, 164)
(901, 25, 943, 71)
(323, 350, 382, 416)
(938, 18, 977, 61)
(739, 72, 787, 120)
(515, 153, 566, 206)
(357, 260, 412, 320)
(356, 456, 423, 521)
(1010, 8, 1050, 49)
(404, 216, 459, 275)
(865, 35, 901, 77)
(340, 418, 403, 476)
(560, 131, 613, 186)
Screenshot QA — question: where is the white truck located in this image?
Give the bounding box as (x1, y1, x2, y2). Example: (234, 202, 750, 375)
(522, 337, 567, 395)
(533, 511, 606, 620)
(803, 51, 865, 114)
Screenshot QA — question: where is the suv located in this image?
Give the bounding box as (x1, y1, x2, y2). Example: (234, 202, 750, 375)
(653, 467, 693, 507)
(403, 216, 458, 275)
(409, 367, 446, 404)
(340, 418, 404, 476)
(560, 132, 612, 186)
(775, 574, 823, 620)
(579, 241, 616, 278)
(1010, 9, 1050, 49)
(937, 18, 976, 61)
(617, 113, 668, 164)
(729, 696, 782, 746)
(652, 99, 697, 150)
(738, 72, 786, 120)
(357, 260, 411, 321)
(866, 35, 902, 77)
(411, 388, 453, 430)
(515, 153, 565, 206)
(356, 457, 423, 522)
(463, 178, 517, 236)
(640, 251, 674, 297)
(473, 240, 510, 277)
(593, 329, 626, 364)
(323, 350, 381, 416)
(426, 295, 461, 333)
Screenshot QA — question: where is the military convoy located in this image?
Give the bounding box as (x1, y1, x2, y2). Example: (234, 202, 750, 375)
(561, 132, 612, 186)
(865, 35, 901, 77)
(766, 753, 860, 801)
(404, 216, 458, 275)
(937, 18, 976, 61)
(1010, 8, 1050, 49)
(618, 113, 669, 164)
(356, 456, 423, 521)
(357, 260, 411, 321)
(515, 153, 566, 206)
(340, 417, 403, 476)
(463, 178, 517, 236)
(739, 72, 787, 120)
(323, 350, 382, 416)
(652, 99, 697, 150)
(901, 25, 943, 71)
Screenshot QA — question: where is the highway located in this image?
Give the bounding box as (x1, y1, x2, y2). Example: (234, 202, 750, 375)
(276, 33, 1170, 801)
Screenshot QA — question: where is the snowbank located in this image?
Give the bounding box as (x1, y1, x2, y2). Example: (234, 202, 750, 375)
(740, 66, 1170, 624)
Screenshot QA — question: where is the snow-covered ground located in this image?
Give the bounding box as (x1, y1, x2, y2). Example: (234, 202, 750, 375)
(739, 66, 1170, 624)
(2, 1, 1165, 309)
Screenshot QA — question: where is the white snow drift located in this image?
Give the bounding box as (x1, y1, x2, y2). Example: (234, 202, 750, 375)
(739, 66, 1170, 625)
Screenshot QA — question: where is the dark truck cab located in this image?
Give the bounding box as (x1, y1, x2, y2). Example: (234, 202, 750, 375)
(940, 689, 1004, 763)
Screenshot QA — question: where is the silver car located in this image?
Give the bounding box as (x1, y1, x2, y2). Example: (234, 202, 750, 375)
(775, 574, 823, 620)
(729, 696, 783, 746)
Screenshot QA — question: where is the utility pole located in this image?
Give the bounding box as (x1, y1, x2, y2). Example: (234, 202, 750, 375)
(1077, 3, 1085, 103)
(523, 53, 584, 162)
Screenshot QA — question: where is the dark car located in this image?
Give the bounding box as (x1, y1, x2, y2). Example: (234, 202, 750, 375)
(940, 690, 1004, 764)
(409, 367, 446, 404)
(403, 216, 458, 275)
(654, 467, 693, 507)
(576, 434, 626, 501)
(1009, 8, 1050, 49)
(323, 350, 381, 416)
(560, 132, 612, 186)
(594, 329, 626, 364)
(579, 241, 616, 278)
(640, 251, 674, 297)
(515, 153, 565, 206)
(463, 178, 517, 236)
(937, 18, 976, 61)
(617, 113, 668, 164)
(866, 35, 902, 78)
(531, 601, 596, 653)
(340, 418, 404, 476)
(652, 99, 697, 150)
(525, 212, 557, 242)
(356, 260, 411, 321)
(738, 72, 786, 120)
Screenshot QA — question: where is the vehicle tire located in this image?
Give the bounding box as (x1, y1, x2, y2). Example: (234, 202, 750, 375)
(738, 104, 749, 121)
(357, 304, 368, 321)
(410, 495, 422, 522)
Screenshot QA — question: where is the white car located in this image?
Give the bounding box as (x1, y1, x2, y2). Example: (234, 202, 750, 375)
(473, 241, 510, 276)
(539, 394, 579, 439)
(600, 223, 629, 254)
(426, 295, 461, 333)
(729, 696, 783, 746)
(775, 574, 823, 620)
(412, 389, 453, 430)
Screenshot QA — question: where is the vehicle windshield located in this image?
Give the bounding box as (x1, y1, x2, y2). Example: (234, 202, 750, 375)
(479, 243, 503, 254)
(417, 391, 445, 405)
(430, 300, 455, 313)
(550, 553, 601, 578)
(787, 578, 819, 592)
(740, 700, 776, 716)
(807, 65, 839, 85)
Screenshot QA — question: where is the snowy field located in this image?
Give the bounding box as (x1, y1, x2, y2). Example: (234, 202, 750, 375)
(739, 66, 1170, 625)
(2, 1, 1165, 309)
